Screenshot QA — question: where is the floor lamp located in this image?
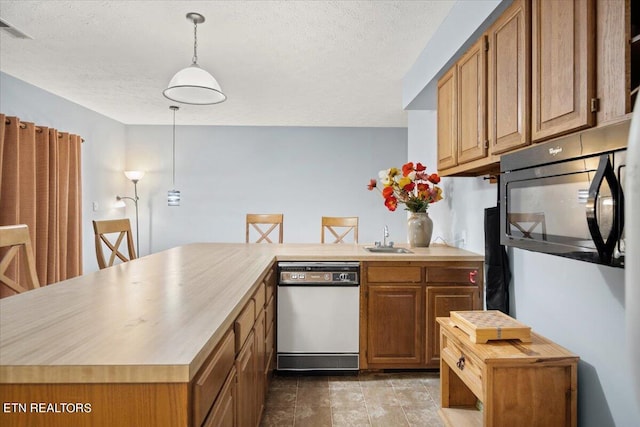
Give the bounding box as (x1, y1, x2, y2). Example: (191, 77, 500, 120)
(116, 171, 144, 256)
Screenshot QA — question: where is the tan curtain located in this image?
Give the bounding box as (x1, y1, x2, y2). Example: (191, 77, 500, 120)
(0, 114, 82, 297)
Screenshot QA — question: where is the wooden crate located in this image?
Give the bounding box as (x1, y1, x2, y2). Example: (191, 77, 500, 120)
(450, 310, 531, 344)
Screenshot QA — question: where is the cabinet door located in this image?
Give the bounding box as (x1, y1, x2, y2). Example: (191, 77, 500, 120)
(532, 0, 595, 142)
(367, 284, 423, 367)
(202, 367, 236, 427)
(488, 0, 531, 154)
(425, 286, 479, 367)
(596, 0, 633, 125)
(438, 66, 458, 170)
(457, 36, 488, 164)
(254, 310, 266, 424)
(235, 330, 256, 427)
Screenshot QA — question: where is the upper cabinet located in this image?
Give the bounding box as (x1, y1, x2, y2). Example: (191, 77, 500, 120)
(531, 0, 595, 142)
(437, 0, 637, 177)
(436, 37, 488, 173)
(488, 0, 531, 155)
(437, 67, 458, 170)
(596, 0, 639, 125)
(457, 37, 488, 164)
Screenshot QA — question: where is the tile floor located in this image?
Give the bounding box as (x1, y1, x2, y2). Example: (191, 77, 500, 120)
(260, 371, 444, 427)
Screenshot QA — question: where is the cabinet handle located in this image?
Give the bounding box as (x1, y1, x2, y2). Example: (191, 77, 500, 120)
(456, 355, 465, 371)
(469, 270, 478, 284)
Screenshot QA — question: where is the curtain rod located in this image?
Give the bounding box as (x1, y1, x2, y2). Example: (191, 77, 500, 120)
(5, 118, 85, 142)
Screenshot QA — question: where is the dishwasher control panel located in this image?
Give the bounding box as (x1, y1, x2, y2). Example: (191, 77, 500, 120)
(278, 262, 359, 285)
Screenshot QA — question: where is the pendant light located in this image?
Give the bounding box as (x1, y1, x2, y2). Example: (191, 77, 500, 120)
(163, 12, 226, 105)
(168, 106, 181, 206)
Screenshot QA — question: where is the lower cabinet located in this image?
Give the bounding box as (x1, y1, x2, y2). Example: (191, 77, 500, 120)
(425, 286, 479, 367)
(367, 284, 423, 367)
(193, 264, 276, 427)
(236, 329, 257, 427)
(361, 261, 483, 370)
(202, 367, 236, 427)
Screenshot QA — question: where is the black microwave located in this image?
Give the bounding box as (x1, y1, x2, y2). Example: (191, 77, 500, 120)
(500, 123, 629, 268)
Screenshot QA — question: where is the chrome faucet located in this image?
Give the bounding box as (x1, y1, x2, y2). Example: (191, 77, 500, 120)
(374, 225, 394, 248)
(383, 225, 389, 247)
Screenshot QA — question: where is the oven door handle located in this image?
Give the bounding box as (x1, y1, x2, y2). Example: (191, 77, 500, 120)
(586, 154, 623, 264)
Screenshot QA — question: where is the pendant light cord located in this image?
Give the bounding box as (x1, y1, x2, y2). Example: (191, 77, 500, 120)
(192, 20, 198, 65)
(171, 106, 179, 187)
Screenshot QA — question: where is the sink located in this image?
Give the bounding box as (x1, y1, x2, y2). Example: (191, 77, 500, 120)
(364, 247, 413, 254)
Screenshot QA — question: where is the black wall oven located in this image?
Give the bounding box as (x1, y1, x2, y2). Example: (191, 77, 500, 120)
(500, 123, 629, 268)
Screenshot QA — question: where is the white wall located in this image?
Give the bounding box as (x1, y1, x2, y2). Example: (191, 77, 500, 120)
(0, 72, 127, 273)
(125, 125, 409, 255)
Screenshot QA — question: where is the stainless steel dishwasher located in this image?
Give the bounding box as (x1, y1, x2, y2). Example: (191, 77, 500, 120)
(276, 261, 359, 371)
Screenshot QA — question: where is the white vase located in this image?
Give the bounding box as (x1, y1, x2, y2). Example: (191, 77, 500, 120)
(407, 212, 433, 247)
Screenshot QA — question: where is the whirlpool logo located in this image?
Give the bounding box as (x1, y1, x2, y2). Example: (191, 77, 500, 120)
(548, 147, 562, 156)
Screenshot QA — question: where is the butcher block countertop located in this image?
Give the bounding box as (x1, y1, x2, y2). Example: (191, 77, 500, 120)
(0, 243, 482, 384)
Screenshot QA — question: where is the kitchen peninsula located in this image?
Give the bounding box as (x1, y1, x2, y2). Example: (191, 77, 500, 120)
(0, 243, 483, 427)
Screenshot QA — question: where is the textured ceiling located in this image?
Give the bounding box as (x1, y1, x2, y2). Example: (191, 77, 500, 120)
(0, 0, 455, 127)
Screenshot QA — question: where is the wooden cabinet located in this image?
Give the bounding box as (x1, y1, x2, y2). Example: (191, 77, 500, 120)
(437, 66, 458, 170)
(437, 0, 636, 176)
(192, 328, 236, 427)
(437, 316, 578, 427)
(437, 38, 487, 172)
(235, 329, 257, 427)
(367, 284, 423, 366)
(361, 261, 483, 370)
(531, 0, 596, 142)
(426, 286, 478, 367)
(596, 0, 639, 125)
(487, 0, 531, 155)
(232, 265, 275, 427)
(457, 37, 488, 164)
(202, 367, 236, 427)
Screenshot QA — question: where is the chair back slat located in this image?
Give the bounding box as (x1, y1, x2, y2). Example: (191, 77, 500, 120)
(246, 214, 284, 243)
(0, 224, 40, 294)
(92, 219, 137, 269)
(321, 216, 359, 244)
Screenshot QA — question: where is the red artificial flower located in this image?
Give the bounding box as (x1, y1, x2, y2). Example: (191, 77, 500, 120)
(417, 183, 429, 192)
(403, 182, 415, 192)
(402, 162, 414, 176)
(384, 196, 398, 211)
(428, 173, 441, 184)
(367, 179, 377, 191)
(382, 186, 394, 198)
(415, 162, 426, 172)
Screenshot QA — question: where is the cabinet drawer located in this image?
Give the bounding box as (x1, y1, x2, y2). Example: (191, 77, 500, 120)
(202, 366, 236, 427)
(265, 268, 275, 302)
(367, 266, 422, 283)
(441, 333, 484, 401)
(265, 296, 274, 328)
(235, 299, 256, 353)
(193, 328, 235, 427)
(253, 282, 266, 313)
(427, 267, 480, 285)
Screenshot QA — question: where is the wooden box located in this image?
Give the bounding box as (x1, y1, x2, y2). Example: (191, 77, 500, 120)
(450, 310, 531, 343)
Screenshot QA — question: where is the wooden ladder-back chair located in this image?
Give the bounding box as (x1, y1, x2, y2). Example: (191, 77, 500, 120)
(321, 216, 359, 244)
(0, 224, 40, 294)
(246, 214, 284, 243)
(92, 219, 137, 269)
